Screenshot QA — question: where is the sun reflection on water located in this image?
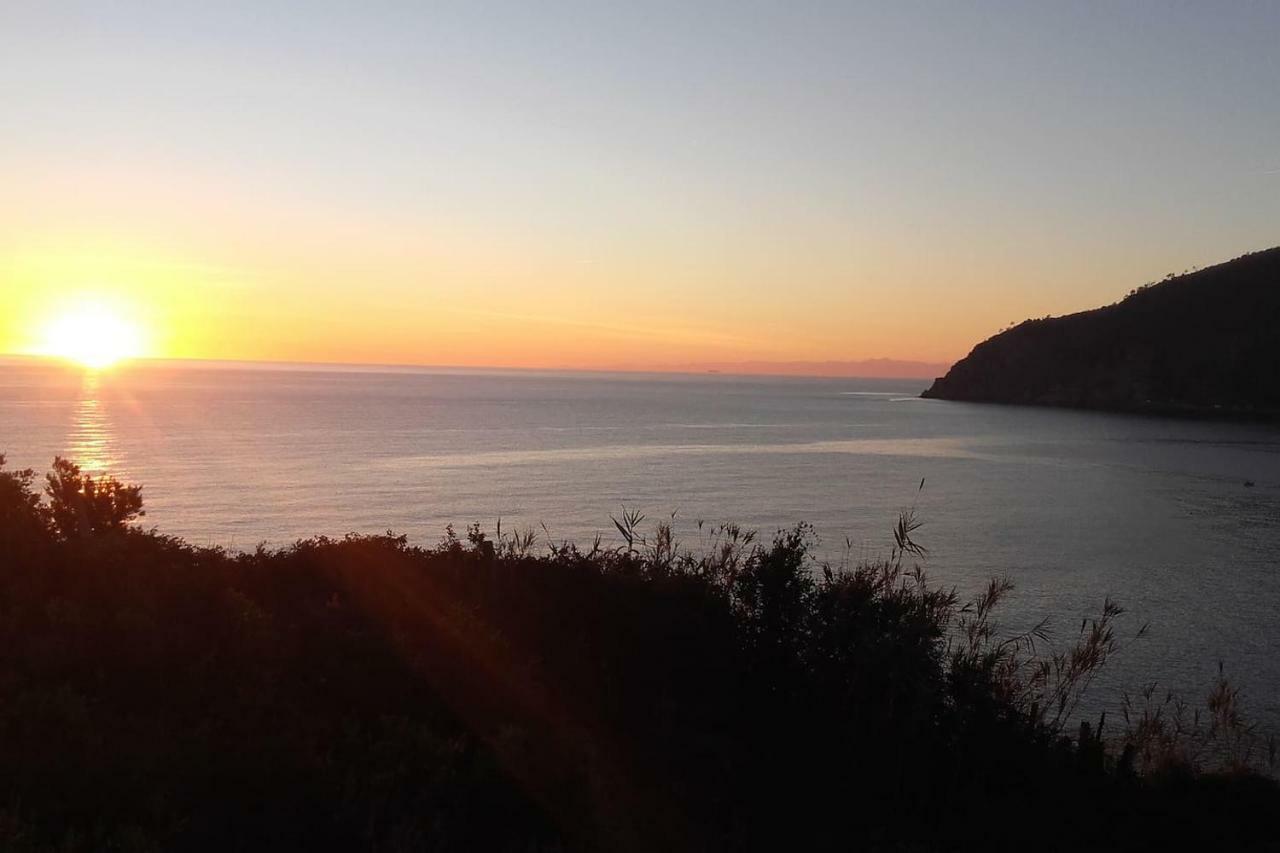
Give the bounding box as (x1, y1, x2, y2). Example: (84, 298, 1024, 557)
(67, 373, 119, 474)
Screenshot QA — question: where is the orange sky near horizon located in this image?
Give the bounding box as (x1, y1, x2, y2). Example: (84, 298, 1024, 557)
(4, 197, 1262, 375)
(0, 229, 1167, 373)
(3, 160, 1255, 373)
(1, 216, 1264, 375)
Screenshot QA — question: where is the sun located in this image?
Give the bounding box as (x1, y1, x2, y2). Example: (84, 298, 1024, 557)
(39, 302, 145, 369)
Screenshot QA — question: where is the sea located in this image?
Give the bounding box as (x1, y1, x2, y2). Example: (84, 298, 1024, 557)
(3, 357, 1278, 729)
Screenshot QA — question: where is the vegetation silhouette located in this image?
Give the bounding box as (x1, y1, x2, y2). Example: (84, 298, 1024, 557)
(923, 246, 1280, 417)
(0, 455, 1275, 851)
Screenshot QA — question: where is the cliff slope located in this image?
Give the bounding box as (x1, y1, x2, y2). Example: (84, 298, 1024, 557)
(923, 247, 1280, 416)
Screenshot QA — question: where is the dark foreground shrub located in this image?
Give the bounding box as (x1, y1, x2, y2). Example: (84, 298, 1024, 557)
(0, 457, 1275, 851)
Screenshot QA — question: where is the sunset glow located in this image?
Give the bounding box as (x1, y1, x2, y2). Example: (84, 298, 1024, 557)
(1, 4, 1277, 375)
(37, 302, 146, 369)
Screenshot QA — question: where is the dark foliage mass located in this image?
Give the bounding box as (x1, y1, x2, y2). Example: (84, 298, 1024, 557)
(0, 457, 1276, 851)
(923, 246, 1280, 416)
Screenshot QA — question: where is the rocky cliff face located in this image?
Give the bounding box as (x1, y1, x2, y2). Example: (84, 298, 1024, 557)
(922, 247, 1280, 416)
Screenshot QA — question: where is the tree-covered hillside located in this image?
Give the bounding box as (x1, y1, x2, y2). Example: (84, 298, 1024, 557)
(924, 247, 1280, 415)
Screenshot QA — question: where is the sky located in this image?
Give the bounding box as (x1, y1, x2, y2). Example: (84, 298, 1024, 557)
(2, 1, 1278, 373)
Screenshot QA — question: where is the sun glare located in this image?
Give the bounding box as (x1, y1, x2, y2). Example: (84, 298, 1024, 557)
(39, 302, 145, 369)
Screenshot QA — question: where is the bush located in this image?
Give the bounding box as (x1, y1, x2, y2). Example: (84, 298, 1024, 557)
(0, 456, 1275, 851)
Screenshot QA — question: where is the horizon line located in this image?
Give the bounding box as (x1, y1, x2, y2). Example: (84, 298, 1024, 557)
(0, 352, 952, 382)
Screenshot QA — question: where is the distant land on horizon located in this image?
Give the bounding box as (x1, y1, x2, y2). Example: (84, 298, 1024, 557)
(653, 358, 952, 380)
(923, 246, 1280, 417)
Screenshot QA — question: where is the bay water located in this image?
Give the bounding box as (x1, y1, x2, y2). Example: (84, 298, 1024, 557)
(3, 358, 1277, 727)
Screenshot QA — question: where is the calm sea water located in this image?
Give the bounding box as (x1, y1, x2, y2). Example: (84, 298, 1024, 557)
(3, 358, 1279, 725)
